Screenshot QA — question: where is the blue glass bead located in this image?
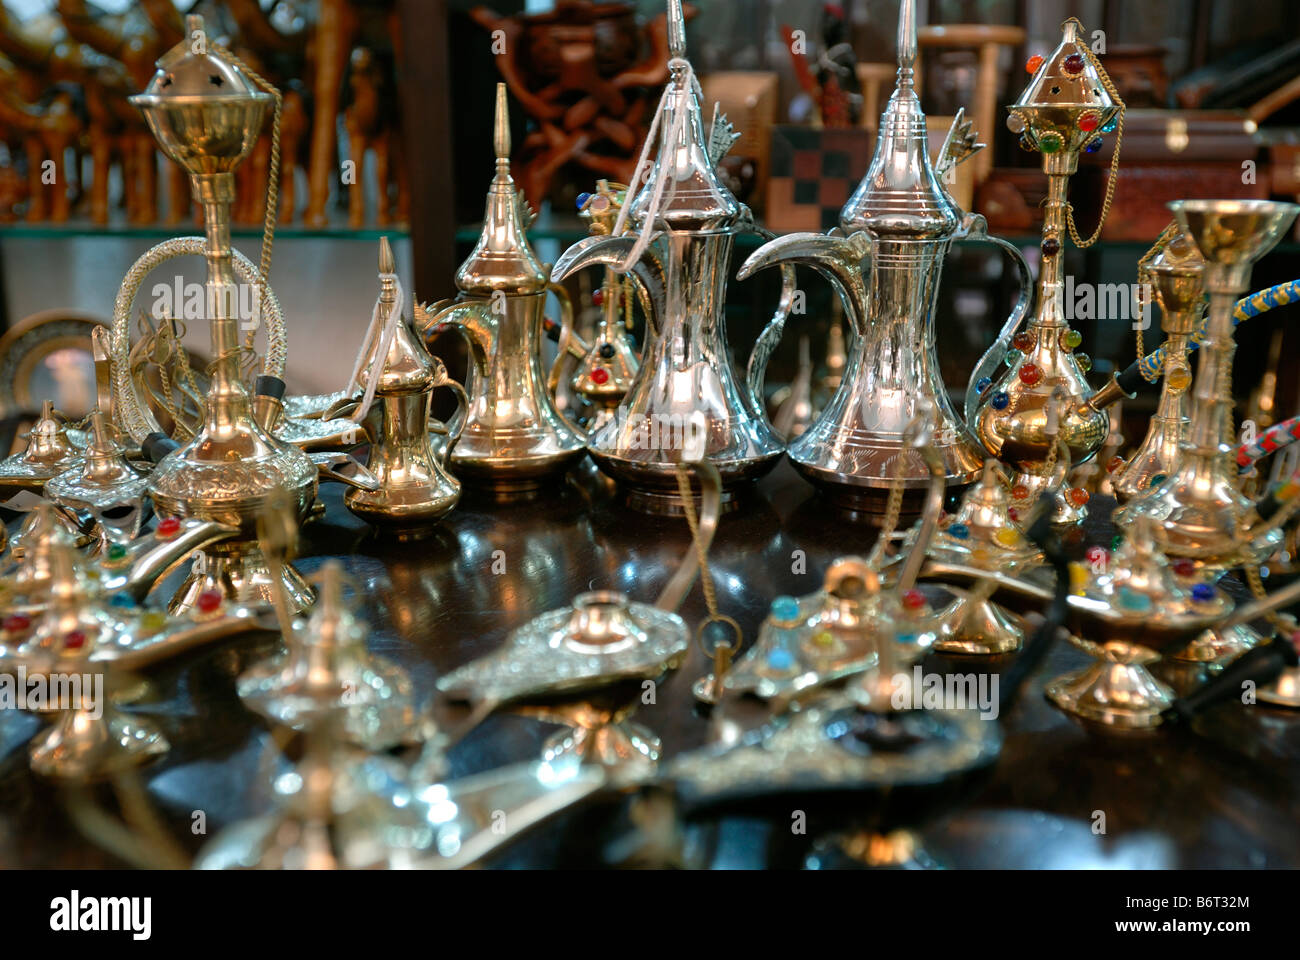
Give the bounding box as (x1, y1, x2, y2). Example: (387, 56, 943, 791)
(770, 595, 800, 623)
(1149, 473, 1167, 488)
(1100, 120, 1117, 133)
(1191, 583, 1215, 604)
(576, 192, 592, 210)
(108, 593, 135, 609)
(976, 377, 992, 393)
(700, 619, 734, 649)
(1118, 587, 1152, 612)
(897, 633, 918, 645)
(948, 523, 970, 540)
(1084, 137, 1103, 154)
(767, 648, 795, 671)
(991, 391, 1010, 410)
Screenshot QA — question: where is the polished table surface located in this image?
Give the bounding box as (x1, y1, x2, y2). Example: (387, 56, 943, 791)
(2, 459, 1299, 869)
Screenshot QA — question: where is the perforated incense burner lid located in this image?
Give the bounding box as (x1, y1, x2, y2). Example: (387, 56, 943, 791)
(129, 15, 271, 176)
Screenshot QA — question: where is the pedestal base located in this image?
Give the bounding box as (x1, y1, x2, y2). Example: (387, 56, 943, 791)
(932, 593, 1025, 656)
(1045, 640, 1175, 730)
(168, 541, 314, 616)
(29, 704, 169, 780)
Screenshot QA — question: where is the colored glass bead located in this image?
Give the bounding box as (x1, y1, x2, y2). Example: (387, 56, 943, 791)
(614, 191, 627, 205)
(1012, 330, 1036, 351)
(109, 593, 135, 609)
(976, 376, 992, 393)
(1063, 53, 1085, 75)
(1043, 237, 1061, 257)
(701, 619, 734, 650)
(991, 391, 1010, 410)
(995, 527, 1021, 548)
(1191, 583, 1216, 604)
(1038, 132, 1063, 154)
(599, 343, 616, 359)
(140, 611, 168, 634)
(1068, 563, 1090, 594)
(197, 590, 223, 614)
(1111, 534, 1124, 551)
(1107, 456, 1125, 473)
(576, 192, 592, 210)
(1166, 363, 1192, 391)
(902, 589, 927, 612)
(1118, 587, 1152, 612)
(812, 630, 836, 648)
(1149, 473, 1167, 488)
(2, 613, 31, 633)
(1068, 487, 1090, 507)
(64, 630, 87, 650)
(1085, 545, 1108, 567)
(591, 288, 605, 306)
(1075, 352, 1092, 373)
(767, 648, 795, 671)
(1172, 559, 1197, 578)
(157, 517, 181, 539)
(1101, 119, 1117, 134)
(107, 543, 128, 562)
(1078, 111, 1100, 132)
(1025, 55, 1044, 74)
(1007, 507, 1020, 522)
(1006, 114, 1026, 133)
(1083, 137, 1103, 154)
(589, 195, 611, 213)
(770, 595, 801, 623)
(1018, 362, 1043, 386)
(591, 368, 610, 385)
(1063, 329, 1083, 349)
(970, 548, 993, 567)
(948, 522, 970, 540)
(1011, 484, 1030, 500)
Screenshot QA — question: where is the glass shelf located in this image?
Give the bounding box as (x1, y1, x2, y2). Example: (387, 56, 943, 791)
(0, 220, 409, 242)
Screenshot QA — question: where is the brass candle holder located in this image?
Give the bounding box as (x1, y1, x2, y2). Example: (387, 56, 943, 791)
(128, 16, 317, 615)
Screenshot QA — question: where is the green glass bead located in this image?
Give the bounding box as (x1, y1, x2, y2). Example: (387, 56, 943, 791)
(1063, 329, 1083, 349)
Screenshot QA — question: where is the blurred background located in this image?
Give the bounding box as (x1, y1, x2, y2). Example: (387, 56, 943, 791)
(1, 0, 1298, 457)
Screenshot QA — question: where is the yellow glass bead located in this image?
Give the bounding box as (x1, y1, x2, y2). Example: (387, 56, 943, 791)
(970, 547, 993, 568)
(1166, 362, 1192, 392)
(139, 611, 168, 634)
(1068, 562, 1090, 594)
(812, 630, 835, 648)
(994, 527, 1021, 548)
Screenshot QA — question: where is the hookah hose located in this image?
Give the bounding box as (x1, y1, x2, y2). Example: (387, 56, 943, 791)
(1237, 416, 1300, 475)
(1163, 633, 1299, 725)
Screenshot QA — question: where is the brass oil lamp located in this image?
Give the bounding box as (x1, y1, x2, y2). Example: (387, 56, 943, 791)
(739, 0, 1032, 515)
(1115, 199, 1300, 574)
(1109, 230, 1204, 501)
(342, 239, 466, 534)
(128, 15, 318, 614)
(420, 84, 586, 493)
(0, 401, 82, 492)
(970, 18, 1125, 524)
(44, 412, 150, 552)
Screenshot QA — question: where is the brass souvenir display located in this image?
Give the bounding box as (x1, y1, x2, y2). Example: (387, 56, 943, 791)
(0, 401, 82, 491)
(970, 18, 1126, 524)
(1115, 199, 1300, 573)
(339, 239, 466, 532)
(124, 16, 318, 615)
(741, 0, 1033, 513)
(43, 412, 150, 552)
(550, 0, 796, 509)
(420, 85, 586, 492)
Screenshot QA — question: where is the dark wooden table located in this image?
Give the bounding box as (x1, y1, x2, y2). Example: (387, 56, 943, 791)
(2, 459, 1298, 869)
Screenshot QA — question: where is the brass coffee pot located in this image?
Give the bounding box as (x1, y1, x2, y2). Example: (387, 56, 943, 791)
(549, 0, 795, 510)
(419, 84, 586, 493)
(740, 0, 1033, 514)
(128, 15, 318, 614)
(969, 18, 1127, 524)
(339, 239, 467, 533)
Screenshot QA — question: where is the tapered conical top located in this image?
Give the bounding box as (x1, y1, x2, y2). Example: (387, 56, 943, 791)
(1170, 199, 1300, 290)
(455, 83, 548, 297)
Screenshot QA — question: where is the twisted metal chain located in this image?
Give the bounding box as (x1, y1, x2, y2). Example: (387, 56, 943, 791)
(675, 464, 719, 617)
(1133, 220, 1182, 361)
(1065, 26, 1125, 250)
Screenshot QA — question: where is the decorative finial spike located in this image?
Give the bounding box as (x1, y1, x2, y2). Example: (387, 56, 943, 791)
(40, 399, 54, 421)
(898, 0, 917, 74)
(378, 236, 395, 275)
(494, 82, 510, 161)
(667, 0, 687, 60)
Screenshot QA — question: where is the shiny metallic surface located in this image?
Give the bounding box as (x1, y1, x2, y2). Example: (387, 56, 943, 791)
(423, 85, 585, 489)
(129, 16, 317, 613)
(1115, 199, 1300, 571)
(0, 401, 82, 491)
(1111, 232, 1204, 501)
(43, 412, 150, 549)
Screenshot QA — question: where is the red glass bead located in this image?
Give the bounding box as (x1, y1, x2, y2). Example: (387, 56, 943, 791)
(1068, 487, 1091, 507)
(1011, 484, 1030, 500)
(1012, 330, 1036, 351)
(1042, 238, 1061, 257)
(1026, 55, 1044, 74)
(1172, 559, 1197, 578)
(64, 630, 87, 650)
(1078, 112, 1100, 132)
(1107, 456, 1125, 473)
(2, 613, 31, 633)
(591, 368, 610, 385)
(1018, 363, 1043, 386)
(1063, 53, 1085, 75)
(902, 589, 926, 611)
(197, 590, 223, 614)
(1085, 545, 1108, 566)
(1007, 507, 1020, 522)
(591, 288, 605, 307)
(157, 517, 182, 539)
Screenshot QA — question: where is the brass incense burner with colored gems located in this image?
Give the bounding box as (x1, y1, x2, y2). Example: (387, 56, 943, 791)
(971, 18, 1126, 525)
(1109, 229, 1204, 502)
(419, 84, 586, 493)
(125, 15, 318, 615)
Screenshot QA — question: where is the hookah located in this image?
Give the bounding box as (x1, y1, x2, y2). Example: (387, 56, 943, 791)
(334, 238, 467, 533)
(121, 15, 320, 615)
(969, 18, 1129, 525)
(740, 0, 1034, 515)
(419, 84, 586, 493)
(1115, 199, 1300, 575)
(549, 0, 797, 510)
